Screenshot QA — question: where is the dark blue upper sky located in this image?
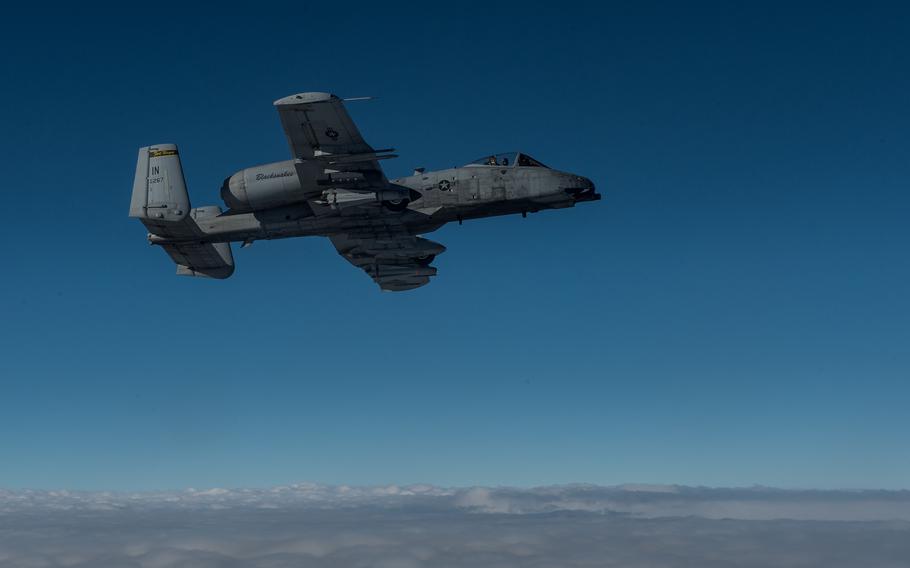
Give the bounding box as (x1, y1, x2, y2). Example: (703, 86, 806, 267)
(1, 2, 908, 490)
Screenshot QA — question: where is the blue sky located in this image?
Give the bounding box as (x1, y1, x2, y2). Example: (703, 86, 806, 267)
(0, 2, 907, 491)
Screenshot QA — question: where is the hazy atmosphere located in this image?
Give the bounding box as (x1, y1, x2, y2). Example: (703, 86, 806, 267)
(4, 485, 910, 567)
(1, 0, 909, 566)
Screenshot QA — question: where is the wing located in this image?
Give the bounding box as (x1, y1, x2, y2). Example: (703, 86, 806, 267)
(274, 92, 397, 195)
(330, 232, 446, 292)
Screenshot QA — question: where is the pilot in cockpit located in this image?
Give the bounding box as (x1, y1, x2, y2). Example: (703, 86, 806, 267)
(487, 155, 497, 166)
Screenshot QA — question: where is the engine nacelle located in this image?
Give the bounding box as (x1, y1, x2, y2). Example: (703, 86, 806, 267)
(220, 160, 305, 211)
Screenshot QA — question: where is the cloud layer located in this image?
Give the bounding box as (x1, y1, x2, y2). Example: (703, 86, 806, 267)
(2, 484, 909, 567)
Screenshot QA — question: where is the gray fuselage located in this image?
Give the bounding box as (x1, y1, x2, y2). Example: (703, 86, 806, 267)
(171, 161, 598, 246)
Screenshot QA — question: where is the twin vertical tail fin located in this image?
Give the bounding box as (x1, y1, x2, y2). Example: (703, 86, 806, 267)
(130, 144, 190, 227)
(130, 144, 235, 279)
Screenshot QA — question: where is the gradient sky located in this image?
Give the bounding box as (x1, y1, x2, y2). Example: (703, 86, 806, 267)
(0, 2, 908, 491)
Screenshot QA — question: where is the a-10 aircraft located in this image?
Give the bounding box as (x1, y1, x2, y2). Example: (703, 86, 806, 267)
(129, 92, 600, 291)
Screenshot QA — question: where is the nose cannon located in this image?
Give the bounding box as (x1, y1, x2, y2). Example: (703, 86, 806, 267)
(562, 175, 601, 202)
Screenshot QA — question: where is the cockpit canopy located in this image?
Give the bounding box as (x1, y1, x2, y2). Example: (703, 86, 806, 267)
(466, 152, 548, 168)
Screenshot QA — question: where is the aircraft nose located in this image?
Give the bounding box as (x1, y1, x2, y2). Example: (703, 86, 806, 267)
(563, 175, 600, 202)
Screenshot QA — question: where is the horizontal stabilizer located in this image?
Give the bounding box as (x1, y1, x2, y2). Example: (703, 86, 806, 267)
(158, 206, 235, 279)
(166, 241, 235, 279)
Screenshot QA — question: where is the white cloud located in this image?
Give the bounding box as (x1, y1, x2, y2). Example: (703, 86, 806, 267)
(1, 484, 909, 567)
